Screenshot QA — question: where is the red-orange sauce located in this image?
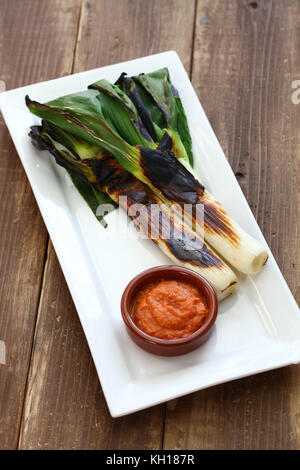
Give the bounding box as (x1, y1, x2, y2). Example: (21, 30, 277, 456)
(133, 280, 209, 340)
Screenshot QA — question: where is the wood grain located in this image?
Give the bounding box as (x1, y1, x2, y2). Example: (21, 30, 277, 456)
(19, 241, 165, 449)
(163, 0, 300, 450)
(3, 0, 299, 450)
(0, 0, 82, 449)
(18, 0, 196, 450)
(73, 0, 196, 73)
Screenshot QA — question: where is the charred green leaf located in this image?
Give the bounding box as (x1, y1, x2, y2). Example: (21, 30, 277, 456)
(29, 124, 116, 227)
(128, 68, 194, 166)
(88, 79, 154, 146)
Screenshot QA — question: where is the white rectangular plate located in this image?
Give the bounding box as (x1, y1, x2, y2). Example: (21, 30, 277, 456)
(1, 51, 299, 417)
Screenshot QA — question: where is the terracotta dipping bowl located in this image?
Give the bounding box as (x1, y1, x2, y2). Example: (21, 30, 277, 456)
(120, 265, 218, 356)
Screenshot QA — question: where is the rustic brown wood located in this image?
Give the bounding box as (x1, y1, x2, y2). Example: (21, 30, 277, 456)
(163, 0, 300, 450)
(73, 0, 196, 73)
(3, 0, 299, 450)
(18, 241, 165, 450)
(18, 0, 197, 449)
(0, 0, 82, 449)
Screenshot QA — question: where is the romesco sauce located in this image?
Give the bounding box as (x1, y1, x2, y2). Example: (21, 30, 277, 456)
(133, 280, 209, 340)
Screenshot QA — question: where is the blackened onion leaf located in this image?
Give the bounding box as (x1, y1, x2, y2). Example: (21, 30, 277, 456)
(29, 125, 238, 300)
(128, 68, 194, 166)
(26, 92, 141, 178)
(25, 74, 268, 275)
(29, 123, 116, 227)
(88, 79, 154, 147)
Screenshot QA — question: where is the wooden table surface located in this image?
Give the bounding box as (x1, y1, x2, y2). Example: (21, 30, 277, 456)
(0, 0, 299, 450)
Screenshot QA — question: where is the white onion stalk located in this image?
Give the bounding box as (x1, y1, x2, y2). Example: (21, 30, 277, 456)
(28, 122, 238, 301)
(199, 191, 268, 275)
(136, 145, 268, 275)
(26, 96, 268, 276)
(102, 168, 238, 301)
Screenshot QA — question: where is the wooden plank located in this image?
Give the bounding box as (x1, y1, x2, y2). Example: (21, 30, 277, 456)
(163, 0, 300, 450)
(0, 0, 82, 450)
(73, 0, 196, 72)
(18, 0, 196, 449)
(19, 241, 166, 450)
